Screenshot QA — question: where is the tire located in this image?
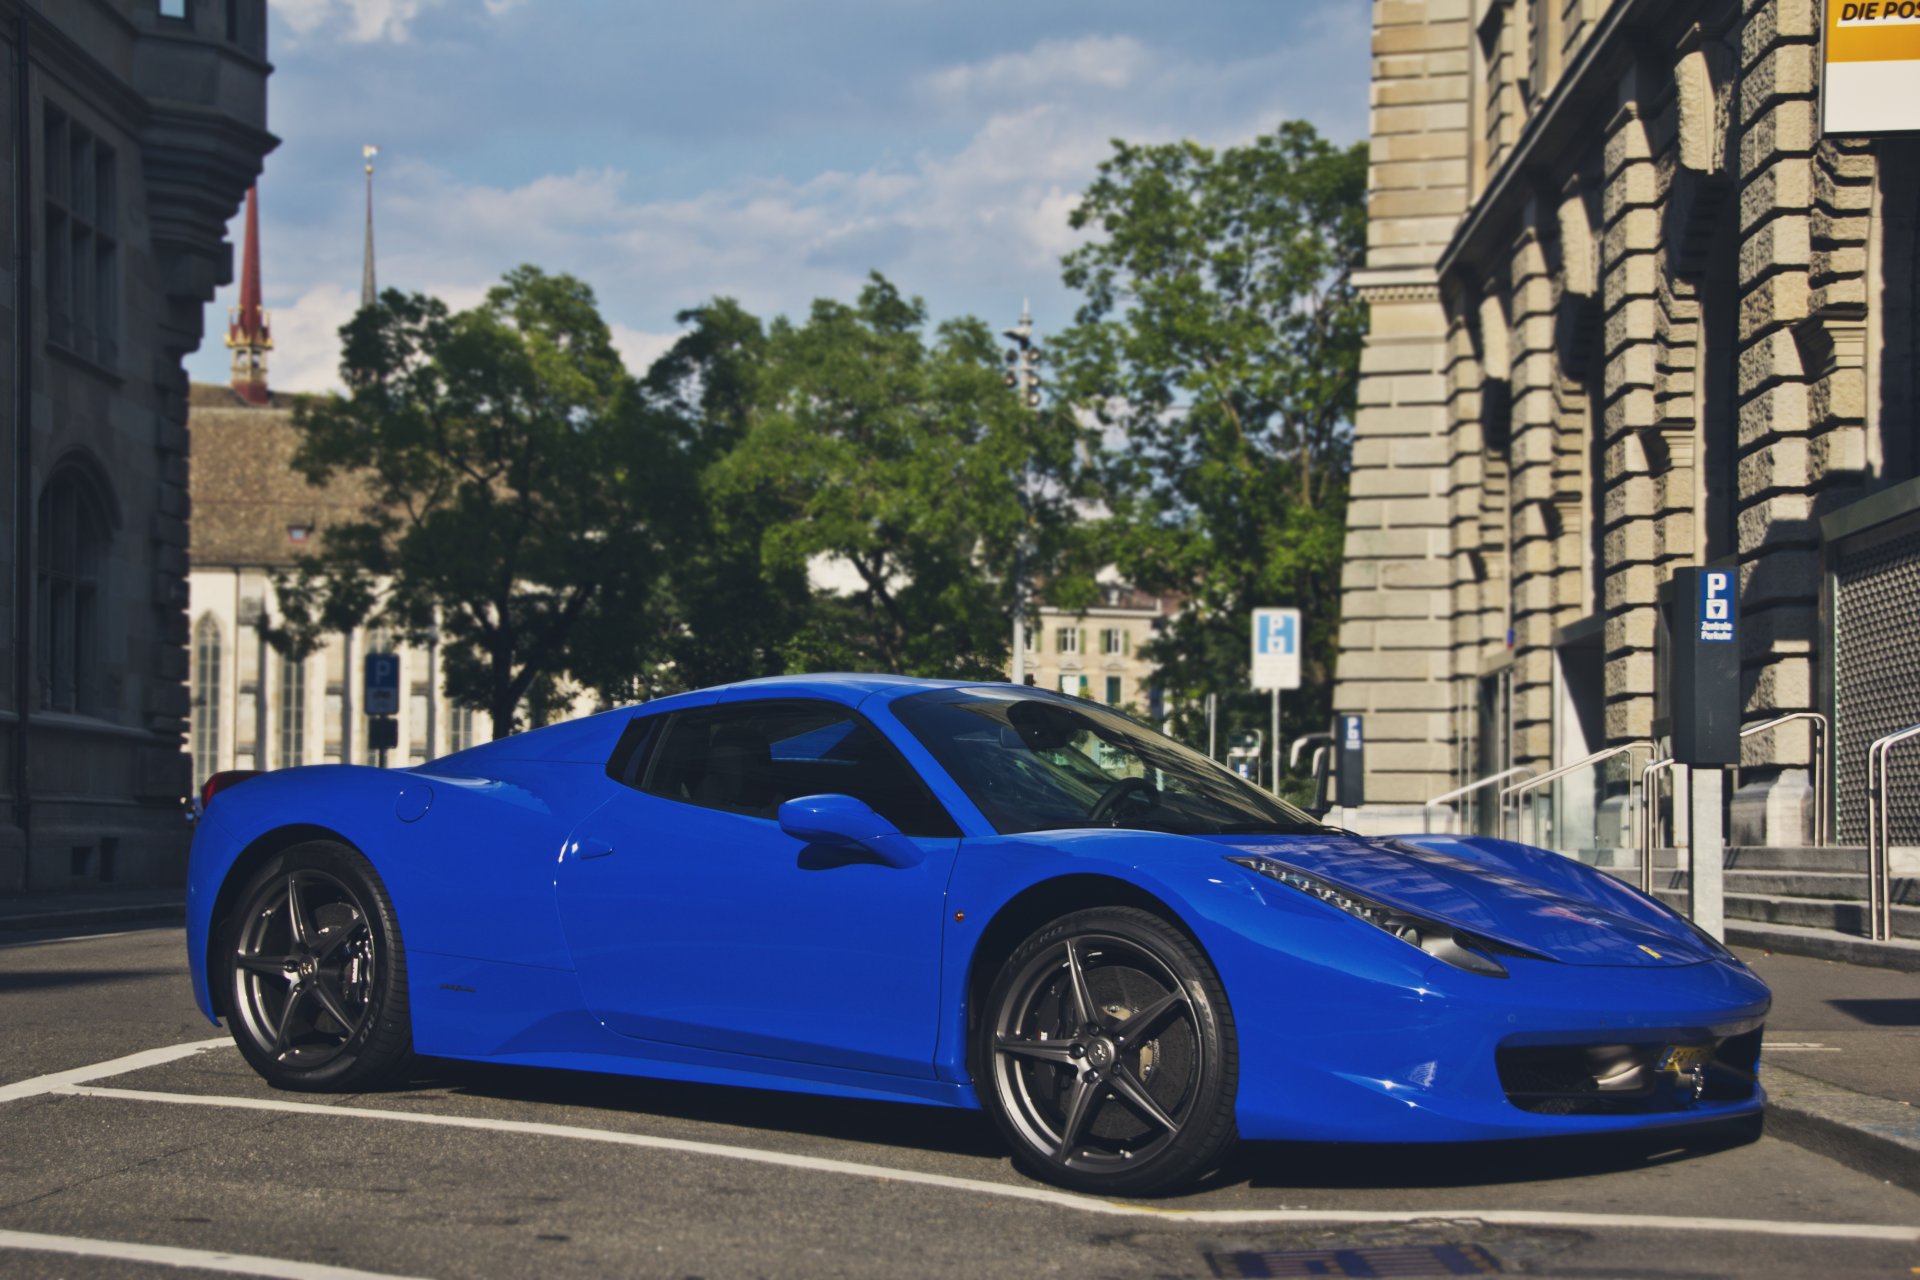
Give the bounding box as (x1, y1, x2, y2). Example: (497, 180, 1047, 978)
(221, 840, 413, 1092)
(975, 906, 1238, 1196)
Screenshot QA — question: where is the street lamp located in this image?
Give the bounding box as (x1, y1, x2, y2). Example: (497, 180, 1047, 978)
(1005, 302, 1042, 686)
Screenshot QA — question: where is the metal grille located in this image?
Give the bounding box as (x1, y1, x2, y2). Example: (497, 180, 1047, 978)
(1834, 520, 1920, 846)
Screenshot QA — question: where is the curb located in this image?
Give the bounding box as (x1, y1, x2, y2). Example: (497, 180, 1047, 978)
(1763, 1063, 1920, 1195)
(0, 899, 185, 936)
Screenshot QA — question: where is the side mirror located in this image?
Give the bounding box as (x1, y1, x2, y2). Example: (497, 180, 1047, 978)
(778, 794, 924, 869)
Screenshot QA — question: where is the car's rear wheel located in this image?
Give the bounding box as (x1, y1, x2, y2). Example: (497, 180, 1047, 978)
(223, 840, 412, 1091)
(977, 906, 1237, 1196)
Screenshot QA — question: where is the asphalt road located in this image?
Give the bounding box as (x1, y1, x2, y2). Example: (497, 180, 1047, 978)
(1, 926, 1917, 1279)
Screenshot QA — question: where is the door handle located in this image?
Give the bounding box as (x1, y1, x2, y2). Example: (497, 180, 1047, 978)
(572, 837, 614, 860)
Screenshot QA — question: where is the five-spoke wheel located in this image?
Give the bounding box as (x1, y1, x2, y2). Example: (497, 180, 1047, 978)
(978, 906, 1237, 1195)
(224, 841, 412, 1091)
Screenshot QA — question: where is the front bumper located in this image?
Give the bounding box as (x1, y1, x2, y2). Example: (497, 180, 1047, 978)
(1226, 947, 1770, 1143)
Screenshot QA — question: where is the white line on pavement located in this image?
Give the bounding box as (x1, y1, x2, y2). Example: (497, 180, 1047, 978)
(0, 927, 172, 951)
(59, 1084, 1920, 1244)
(0, 1038, 229, 1105)
(0, 1229, 432, 1280)
(1765, 1043, 1843, 1051)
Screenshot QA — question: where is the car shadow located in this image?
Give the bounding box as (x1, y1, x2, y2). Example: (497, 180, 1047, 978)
(1233, 1119, 1761, 1191)
(406, 1056, 1009, 1160)
(399, 1056, 1761, 1193)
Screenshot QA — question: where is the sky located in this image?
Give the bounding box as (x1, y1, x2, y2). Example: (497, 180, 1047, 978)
(186, 0, 1370, 394)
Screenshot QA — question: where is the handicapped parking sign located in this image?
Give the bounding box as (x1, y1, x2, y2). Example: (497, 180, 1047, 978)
(1251, 608, 1302, 691)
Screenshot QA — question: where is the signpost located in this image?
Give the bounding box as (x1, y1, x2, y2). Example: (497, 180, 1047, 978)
(1669, 566, 1739, 941)
(1252, 609, 1302, 796)
(364, 652, 400, 768)
(1336, 714, 1365, 810)
(1823, 1, 1920, 135)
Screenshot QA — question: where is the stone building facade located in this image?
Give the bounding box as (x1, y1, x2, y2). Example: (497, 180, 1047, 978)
(186, 384, 504, 786)
(1337, 0, 1920, 852)
(0, 0, 272, 892)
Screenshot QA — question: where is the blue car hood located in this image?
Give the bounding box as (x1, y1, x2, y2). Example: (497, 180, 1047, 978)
(1205, 833, 1713, 967)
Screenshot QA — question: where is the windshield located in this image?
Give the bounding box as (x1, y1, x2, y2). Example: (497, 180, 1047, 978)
(891, 687, 1329, 837)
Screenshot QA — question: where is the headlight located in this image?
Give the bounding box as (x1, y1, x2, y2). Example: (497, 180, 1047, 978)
(1226, 855, 1510, 978)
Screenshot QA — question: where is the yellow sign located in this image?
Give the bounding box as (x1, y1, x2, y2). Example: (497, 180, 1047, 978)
(1826, 0, 1920, 132)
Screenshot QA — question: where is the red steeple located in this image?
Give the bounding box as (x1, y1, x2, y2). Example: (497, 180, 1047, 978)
(225, 184, 272, 405)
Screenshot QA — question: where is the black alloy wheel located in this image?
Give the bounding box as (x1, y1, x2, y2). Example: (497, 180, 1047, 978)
(224, 841, 412, 1091)
(978, 906, 1237, 1195)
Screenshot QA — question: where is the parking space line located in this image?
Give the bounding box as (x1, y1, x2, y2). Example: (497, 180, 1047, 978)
(59, 1084, 1920, 1243)
(0, 1038, 229, 1105)
(0, 1228, 432, 1279)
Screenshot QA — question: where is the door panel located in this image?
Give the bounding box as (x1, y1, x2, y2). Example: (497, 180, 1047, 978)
(553, 699, 961, 1079)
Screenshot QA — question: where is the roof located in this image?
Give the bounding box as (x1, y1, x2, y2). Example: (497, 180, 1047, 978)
(187, 382, 368, 568)
(712, 673, 986, 701)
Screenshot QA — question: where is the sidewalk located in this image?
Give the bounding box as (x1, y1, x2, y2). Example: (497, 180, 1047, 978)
(0, 886, 185, 937)
(1738, 946, 1920, 1193)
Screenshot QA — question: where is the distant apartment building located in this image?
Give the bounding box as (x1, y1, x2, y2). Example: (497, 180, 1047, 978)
(1337, 0, 1920, 861)
(0, 0, 272, 892)
(1016, 584, 1170, 718)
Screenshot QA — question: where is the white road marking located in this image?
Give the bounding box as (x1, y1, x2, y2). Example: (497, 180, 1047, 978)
(1765, 1043, 1842, 1051)
(0, 1228, 431, 1279)
(0, 1038, 229, 1105)
(0, 927, 172, 951)
(60, 1084, 1920, 1244)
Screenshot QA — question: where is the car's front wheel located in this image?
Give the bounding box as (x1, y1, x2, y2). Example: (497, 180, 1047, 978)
(977, 906, 1238, 1196)
(222, 840, 412, 1091)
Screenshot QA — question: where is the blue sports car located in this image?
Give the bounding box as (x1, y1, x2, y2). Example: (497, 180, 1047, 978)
(186, 675, 1769, 1195)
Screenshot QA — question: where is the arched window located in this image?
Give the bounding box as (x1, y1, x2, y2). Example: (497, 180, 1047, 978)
(192, 614, 222, 783)
(277, 654, 307, 769)
(36, 466, 112, 714)
(448, 705, 474, 754)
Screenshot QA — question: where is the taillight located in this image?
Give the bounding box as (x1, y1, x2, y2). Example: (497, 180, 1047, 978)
(199, 770, 260, 811)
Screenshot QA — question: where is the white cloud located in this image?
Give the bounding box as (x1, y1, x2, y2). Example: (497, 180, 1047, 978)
(262, 282, 358, 393)
(922, 35, 1151, 107)
(271, 0, 521, 44)
(608, 325, 683, 378)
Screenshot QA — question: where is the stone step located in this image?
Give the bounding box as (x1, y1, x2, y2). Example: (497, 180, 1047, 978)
(1643, 868, 1920, 905)
(1635, 847, 1866, 872)
(1723, 919, 1920, 974)
(1650, 887, 1920, 940)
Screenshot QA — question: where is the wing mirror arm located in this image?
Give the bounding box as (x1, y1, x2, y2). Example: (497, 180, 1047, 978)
(778, 795, 924, 869)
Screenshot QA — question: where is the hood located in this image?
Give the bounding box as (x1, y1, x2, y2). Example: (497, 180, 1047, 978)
(1208, 832, 1714, 967)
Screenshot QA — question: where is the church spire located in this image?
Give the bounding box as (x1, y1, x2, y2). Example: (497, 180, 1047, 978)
(361, 144, 380, 309)
(225, 183, 272, 405)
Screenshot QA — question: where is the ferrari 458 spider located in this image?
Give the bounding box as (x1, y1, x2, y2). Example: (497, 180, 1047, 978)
(187, 675, 1769, 1194)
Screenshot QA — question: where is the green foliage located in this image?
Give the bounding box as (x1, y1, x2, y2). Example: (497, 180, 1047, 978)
(278, 266, 684, 737)
(704, 275, 1092, 679)
(1054, 121, 1368, 763)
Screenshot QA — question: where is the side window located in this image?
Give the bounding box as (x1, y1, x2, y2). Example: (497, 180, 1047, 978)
(638, 701, 958, 837)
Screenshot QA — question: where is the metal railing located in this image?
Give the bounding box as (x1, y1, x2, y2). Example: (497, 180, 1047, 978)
(1638, 756, 1680, 894)
(1737, 712, 1830, 848)
(1866, 721, 1920, 942)
(1501, 742, 1653, 853)
(1422, 767, 1533, 836)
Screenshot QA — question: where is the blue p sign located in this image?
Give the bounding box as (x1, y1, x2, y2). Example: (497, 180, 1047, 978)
(1258, 613, 1295, 655)
(1698, 570, 1735, 643)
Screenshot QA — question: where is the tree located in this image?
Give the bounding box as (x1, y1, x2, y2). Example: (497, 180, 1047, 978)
(707, 275, 1089, 679)
(1052, 122, 1368, 770)
(277, 266, 684, 737)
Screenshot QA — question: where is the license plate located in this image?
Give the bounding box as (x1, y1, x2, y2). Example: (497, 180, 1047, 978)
(1659, 1045, 1712, 1075)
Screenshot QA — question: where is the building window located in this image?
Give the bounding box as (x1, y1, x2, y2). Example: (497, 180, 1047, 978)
(1106, 676, 1123, 706)
(43, 107, 119, 367)
(1021, 625, 1034, 652)
(1059, 675, 1089, 698)
(1101, 627, 1128, 656)
(158, 0, 187, 19)
(1056, 626, 1081, 655)
(36, 467, 110, 714)
(278, 656, 307, 769)
(448, 706, 474, 753)
(409, 686, 430, 764)
(192, 614, 223, 783)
